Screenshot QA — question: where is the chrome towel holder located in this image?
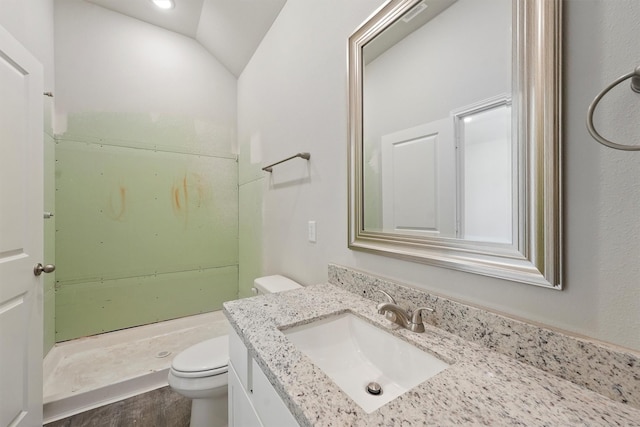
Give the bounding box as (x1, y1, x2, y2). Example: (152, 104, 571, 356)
(587, 65, 640, 151)
(262, 152, 310, 172)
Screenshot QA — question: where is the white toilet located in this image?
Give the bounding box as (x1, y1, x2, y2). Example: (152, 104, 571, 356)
(168, 275, 302, 427)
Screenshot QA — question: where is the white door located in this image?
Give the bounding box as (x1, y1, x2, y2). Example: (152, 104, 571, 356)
(381, 118, 455, 237)
(0, 25, 44, 427)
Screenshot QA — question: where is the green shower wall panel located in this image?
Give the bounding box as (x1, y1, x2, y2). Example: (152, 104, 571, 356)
(55, 266, 237, 341)
(55, 135, 238, 341)
(56, 140, 238, 283)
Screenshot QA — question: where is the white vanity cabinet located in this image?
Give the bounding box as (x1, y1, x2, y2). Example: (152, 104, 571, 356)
(228, 327, 300, 427)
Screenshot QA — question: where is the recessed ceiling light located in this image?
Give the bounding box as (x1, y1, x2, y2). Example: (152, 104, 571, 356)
(151, 0, 175, 10)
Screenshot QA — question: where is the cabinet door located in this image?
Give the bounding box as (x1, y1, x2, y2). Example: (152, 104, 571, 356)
(228, 363, 262, 427)
(251, 360, 299, 427)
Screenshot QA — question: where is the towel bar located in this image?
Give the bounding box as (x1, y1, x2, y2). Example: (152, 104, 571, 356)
(262, 152, 310, 172)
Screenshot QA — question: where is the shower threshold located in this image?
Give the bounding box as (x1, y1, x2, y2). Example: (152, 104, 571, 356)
(43, 311, 229, 424)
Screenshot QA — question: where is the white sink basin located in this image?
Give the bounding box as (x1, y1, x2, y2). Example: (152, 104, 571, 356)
(283, 312, 449, 413)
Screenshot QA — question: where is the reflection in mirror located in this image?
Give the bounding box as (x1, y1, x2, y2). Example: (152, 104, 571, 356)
(362, 0, 513, 243)
(348, 0, 562, 288)
(454, 98, 513, 243)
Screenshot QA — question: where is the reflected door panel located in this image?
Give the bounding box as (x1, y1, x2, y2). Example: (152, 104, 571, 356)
(381, 118, 454, 236)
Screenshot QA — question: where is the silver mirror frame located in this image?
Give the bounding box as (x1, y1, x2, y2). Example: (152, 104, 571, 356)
(348, 0, 562, 289)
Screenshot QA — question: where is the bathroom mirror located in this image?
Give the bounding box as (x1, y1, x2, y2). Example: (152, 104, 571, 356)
(348, 0, 562, 288)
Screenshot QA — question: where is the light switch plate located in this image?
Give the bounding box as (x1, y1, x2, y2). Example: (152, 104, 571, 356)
(308, 221, 317, 243)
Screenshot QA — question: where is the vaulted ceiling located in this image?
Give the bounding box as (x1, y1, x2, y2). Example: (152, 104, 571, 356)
(85, 0, 287, 76)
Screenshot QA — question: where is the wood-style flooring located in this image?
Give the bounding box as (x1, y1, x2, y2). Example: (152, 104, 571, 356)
(44, 387, 190, 427)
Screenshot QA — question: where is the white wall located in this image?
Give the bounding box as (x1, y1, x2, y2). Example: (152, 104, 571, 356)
(54, 0, 237, 151)
(239, 0, 640, 351)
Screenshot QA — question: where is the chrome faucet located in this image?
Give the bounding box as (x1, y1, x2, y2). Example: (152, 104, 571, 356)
(376, 290, 433, 333)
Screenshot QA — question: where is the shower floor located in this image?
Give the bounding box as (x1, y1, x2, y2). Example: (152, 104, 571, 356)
(43, 311, 229, 424)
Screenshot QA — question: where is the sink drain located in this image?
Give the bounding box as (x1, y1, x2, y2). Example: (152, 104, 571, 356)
(156, 350, 171, 358)
(366, 382, 382, 395)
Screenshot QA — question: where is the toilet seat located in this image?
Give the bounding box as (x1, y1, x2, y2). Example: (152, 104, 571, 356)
(170, 365, 227, 378)
(170, 335, 229, 379)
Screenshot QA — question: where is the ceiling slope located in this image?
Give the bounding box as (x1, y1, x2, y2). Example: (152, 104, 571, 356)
(85, 0, 286, 76)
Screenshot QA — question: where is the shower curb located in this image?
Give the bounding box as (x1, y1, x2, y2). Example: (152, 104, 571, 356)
(43, 368, 170, 424)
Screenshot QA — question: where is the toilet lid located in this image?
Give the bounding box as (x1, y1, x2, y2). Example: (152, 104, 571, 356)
(171, 335, 229, 374)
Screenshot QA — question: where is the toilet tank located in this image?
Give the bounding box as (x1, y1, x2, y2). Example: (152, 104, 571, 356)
(253, 275, 302, 295)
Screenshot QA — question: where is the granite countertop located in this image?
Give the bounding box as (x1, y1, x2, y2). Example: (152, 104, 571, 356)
(223, 283, 640, 426)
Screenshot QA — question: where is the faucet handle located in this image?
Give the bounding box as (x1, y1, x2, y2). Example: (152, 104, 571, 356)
(376, 290, 399, 322)
(377, 289, 397, 304)
(410, 307, 434, 325)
